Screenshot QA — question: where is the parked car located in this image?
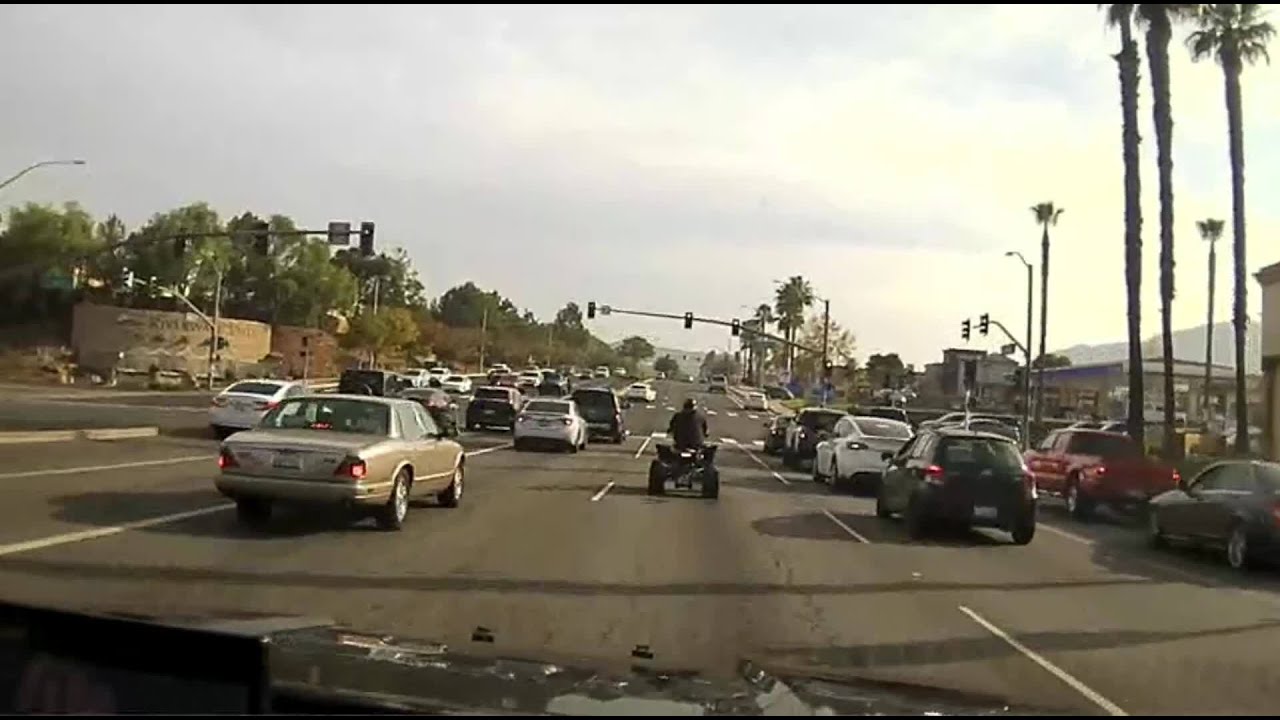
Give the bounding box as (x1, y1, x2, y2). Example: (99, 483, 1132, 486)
(570, 387, 627, 443)
(465, 386, 521, 431)
(209, 379, 309, 439)
(1148, 460, 1280, 571)
(215, 394, 465, 531)
(513, 398, 588, 452)
(877, 426, 1036, 545)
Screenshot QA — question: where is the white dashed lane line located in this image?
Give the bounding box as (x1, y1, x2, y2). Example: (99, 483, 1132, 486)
(727, 412, 738, 418)
(706, 410, 717, 416)
(664, 406, 676, 411)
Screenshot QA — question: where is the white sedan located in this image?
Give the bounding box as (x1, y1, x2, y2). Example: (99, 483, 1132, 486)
(209, 379, 308, 439)
(441, 375, 473, 395)
(813, 415, 914, 493)
(742, 391, 769, 411)
(625, 383, 657, 403)
(513, 398, 588, 452)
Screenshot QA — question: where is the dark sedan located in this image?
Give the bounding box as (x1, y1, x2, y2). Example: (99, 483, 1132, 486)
(1148, 460, 1280, 571)
(465, 386, 521, 431)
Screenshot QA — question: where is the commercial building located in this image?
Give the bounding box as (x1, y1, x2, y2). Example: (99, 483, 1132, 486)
(1258, 261, 1280, 459)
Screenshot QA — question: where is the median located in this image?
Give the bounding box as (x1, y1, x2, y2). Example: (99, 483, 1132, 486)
(0, 426, 160, 445)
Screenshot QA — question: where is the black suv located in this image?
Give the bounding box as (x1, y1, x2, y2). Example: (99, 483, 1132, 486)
(338, 369, 410, 397)
(876, 426, 1035, 545)
(465, 386, 521, 431)
(570, 387, 626, 443)
(537, 371, 572, 397)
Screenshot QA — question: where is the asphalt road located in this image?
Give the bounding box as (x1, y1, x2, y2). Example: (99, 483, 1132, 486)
(0, 379, 1278, 714)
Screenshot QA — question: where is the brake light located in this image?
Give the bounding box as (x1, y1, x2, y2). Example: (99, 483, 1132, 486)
(254, 400, 279, 411)
(1094, 465, 1107, 476)
(517, 415, 527, 423)
(336, 458, 367, 480)
(924, 464, 945, 484)
(560, 417, 572, 426)
(1171, 468, 1181, 484)
(217, 448, 237, 470)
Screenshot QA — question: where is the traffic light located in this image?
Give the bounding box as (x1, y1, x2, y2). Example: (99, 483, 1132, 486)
(172, 236, 187, 259)
(961, 318, 971, 341)
(252, 221, 270, 255)
(979, 313, 990, 336)
(359, 221, 375, 257)
(823, 360, 833, 378)
(587, 301, 596, 319)
(683, 311, 693, 330)
(730, 318, 740, 336)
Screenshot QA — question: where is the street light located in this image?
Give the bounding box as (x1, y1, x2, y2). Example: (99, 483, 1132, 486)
(1005, 250, 1034, 448)
(0, 159, 87, 193)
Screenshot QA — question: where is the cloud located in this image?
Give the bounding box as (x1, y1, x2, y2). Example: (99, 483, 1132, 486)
(1, 4, 1276, 367)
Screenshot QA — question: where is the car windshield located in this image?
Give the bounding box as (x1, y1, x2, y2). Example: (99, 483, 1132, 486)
(473, 388, 510, 401)
(854, 418, 912, 439)
(260, 398, 391, 436)
(1066, 432, 1140, 458)
(936, 436, 1023, 472)
(524, 400, 570, 414)
(224, 381, 283, 396)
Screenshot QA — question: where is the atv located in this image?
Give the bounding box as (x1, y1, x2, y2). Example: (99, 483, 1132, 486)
(648, 444, 720, 499)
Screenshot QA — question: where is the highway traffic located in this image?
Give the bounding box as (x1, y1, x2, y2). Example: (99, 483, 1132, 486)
(0, 379, 1278, 714)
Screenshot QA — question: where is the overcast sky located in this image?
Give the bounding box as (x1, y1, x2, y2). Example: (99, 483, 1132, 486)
(2, 4, 1277, 367)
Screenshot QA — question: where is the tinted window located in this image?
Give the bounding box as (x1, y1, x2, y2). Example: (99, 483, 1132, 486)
(935, 437, 1023, 471)
(225, 381, 284, 396)
(1066, 432, 1139, 458)
(1255, 463, 1280, 492)
(339, 370, 387, 394)
(572, 390, 617, 409)
(261, 398, 390, 435)
(473, 387, 512, 401)
(525, 400, 571, 414)
(799, 411, 842, 431)
(542, 373, 563, 382)
(865, 407, 909, 423)
(854, 418, 913, 439)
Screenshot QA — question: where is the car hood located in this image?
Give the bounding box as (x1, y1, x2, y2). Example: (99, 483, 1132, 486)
(82, 610, 1049, 715)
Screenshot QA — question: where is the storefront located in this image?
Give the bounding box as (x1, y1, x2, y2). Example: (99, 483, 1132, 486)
(1257, 260, 1280, 460)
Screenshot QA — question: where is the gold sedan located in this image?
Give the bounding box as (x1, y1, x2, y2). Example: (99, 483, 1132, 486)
(215, 394, 465, 530)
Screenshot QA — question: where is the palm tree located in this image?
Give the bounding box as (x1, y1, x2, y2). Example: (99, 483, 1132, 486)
(1188, 3, 1275, 455)
(773, 276, 813, 374)
(1197, 218, 1225, 422)
(752, 303, 774, 382)
(1030, 202, 1064, 428)
(1103, 3, 1147, 449)
(1137, 3, 1197, 457)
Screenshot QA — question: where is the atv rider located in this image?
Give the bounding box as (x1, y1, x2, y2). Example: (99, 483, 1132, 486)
(668, 397, 708, 451)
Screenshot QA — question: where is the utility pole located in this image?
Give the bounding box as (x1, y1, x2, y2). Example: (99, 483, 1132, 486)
(1006, 251, 1035, 448)
(478, 306, 489, 371)
(205, 269, 223, 390)
(546, 324, 555, 367)
(821, 298, 830, 375)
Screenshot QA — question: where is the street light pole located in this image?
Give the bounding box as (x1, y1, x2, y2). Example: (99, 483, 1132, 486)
(206, 269, 223, 390)
(1006, 251, 1034, 448)
(0, 159, 86, 193)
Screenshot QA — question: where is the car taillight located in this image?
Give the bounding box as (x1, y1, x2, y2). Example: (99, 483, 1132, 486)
(923, 464, 945, 485)
(1094, 465, 1107, 476)
(336, 458, 367, 480)
(1171, 468, 1181, 485)
(560, 417, 572, 426)
(517, 415, 527, 423)
(211, 397, 228, 408)
(254, 400, 279, 411)
(217, 448, 237, 470)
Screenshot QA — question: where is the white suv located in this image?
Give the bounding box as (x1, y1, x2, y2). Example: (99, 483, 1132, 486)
(708, 375, 728, 393)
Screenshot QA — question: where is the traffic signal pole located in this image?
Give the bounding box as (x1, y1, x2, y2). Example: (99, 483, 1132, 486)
(591, 304, 822, 355)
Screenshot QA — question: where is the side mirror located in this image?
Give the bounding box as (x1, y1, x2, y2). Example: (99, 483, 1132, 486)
(881, 451, 895, 462)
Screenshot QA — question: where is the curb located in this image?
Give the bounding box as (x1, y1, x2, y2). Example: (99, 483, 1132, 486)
(0, 426, 160, 445)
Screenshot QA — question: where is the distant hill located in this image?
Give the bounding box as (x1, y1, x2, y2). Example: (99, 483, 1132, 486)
(1054, 321, 1262, 374)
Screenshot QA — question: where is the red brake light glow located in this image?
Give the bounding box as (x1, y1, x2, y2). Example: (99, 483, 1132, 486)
(924, 464, 945, 483)
(336, 459, 368, 480)
(217, 448, 237, 470)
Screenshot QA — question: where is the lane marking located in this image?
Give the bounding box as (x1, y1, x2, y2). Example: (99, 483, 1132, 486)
(0, 455, 213, 481)
(0, 503, 235, 558)
(1038, 523, 1094, 546)
(664, 406, 675, 412)
(747, 414, 758, 420)
(733, 442, 790, 486)
(466, 443, 512, 457)
(645, 405, 655, 410)
(706, 410, 718, 416)
(590, 482, 615, 502)
(719, 437, 738, 444)
(650, 432, 668, 439)
(633, 435, 652, 458)
(820, 508, 870, 543)
(958, 606, 1127, 716)
(727, 412, 739, 418)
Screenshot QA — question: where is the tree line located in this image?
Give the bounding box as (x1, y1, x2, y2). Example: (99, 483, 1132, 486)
(0, 201, 634, 371)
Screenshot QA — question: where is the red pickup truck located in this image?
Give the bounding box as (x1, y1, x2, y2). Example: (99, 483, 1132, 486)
(1024, 429, 1179, 519)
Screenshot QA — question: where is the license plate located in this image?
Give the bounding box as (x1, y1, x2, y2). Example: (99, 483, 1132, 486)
(973, 506, 998, 521)
(273, 452, 302, 470)
(538, 420, 551, 427)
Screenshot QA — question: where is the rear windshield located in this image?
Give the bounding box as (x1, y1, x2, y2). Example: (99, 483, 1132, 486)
(473, 388, 511, 401)
(339, 370, 385, 391)
(711, 375, 727, 382)
(542, 373, 563, 382)
(524, 400, 570, 414)
(854, 418, 912, 439)
(261, 398, 390, 435)
(225, 381, 283, 396)
(1066, 432, 1140, 457)
(572, 390, 617, 409)
(799, 411, 843, 431)
(936, 437, 1023, 471)
(864, 407, 909, 423)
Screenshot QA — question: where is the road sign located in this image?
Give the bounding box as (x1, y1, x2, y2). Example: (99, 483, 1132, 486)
(39, 270, 74, 290)
(327, 221, 351, 246)
(1000, 343, 1016, 356)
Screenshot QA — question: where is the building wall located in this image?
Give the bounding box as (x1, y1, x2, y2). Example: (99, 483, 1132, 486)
(1257, 261, 1280, 459)
(270, 326, 339, 379)
(71, 302, 271, 375)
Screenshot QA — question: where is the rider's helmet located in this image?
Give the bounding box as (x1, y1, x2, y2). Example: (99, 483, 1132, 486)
(682, 398, 697, 411)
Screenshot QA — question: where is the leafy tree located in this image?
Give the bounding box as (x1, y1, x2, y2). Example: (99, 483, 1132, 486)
(617, 336, 655, 363)
(0, 202, 100, 323)
(344, 307, 420, 365)
(865, 353, 907, 389)
(794, 313, 855, 381)
(1032, 353, 1072, 369)
(773, 276, 813, 371)
(654, 355, 679, 375)
(1031, 202, 1064, 430)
